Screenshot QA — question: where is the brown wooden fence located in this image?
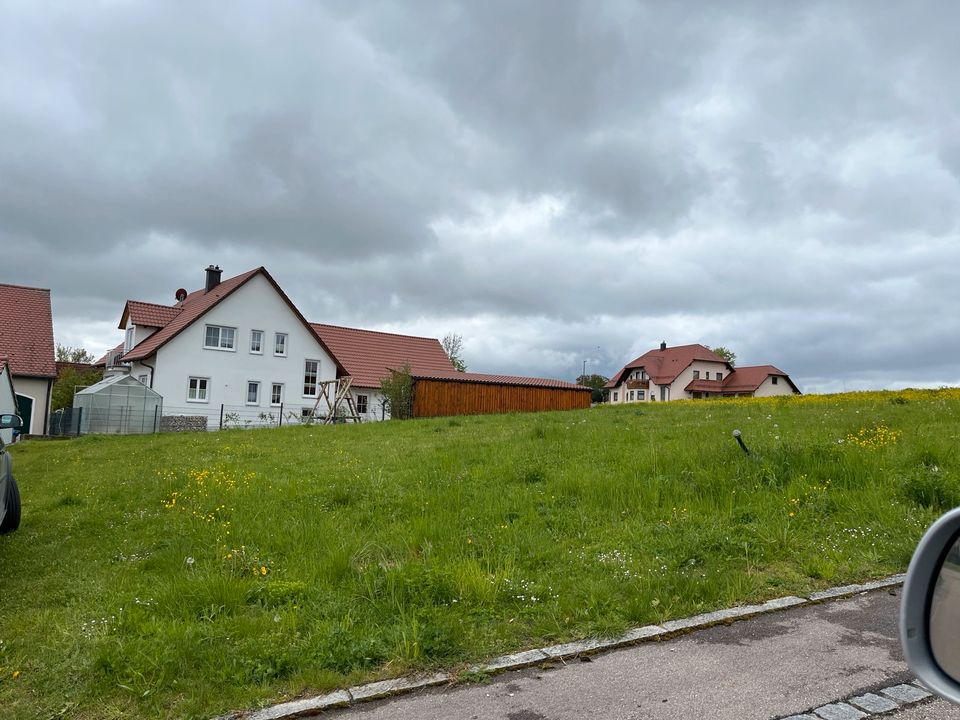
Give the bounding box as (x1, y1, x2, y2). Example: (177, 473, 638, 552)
(412, 378, 591, 418)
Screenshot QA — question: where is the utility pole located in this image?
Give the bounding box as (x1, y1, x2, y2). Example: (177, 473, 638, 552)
(582, 359, 587, 378)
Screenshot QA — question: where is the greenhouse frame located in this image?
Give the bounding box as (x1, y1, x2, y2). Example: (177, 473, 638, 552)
(73, 375, 163, 435)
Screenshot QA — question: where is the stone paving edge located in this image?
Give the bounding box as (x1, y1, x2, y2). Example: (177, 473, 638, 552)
(221, 573, 905, 720)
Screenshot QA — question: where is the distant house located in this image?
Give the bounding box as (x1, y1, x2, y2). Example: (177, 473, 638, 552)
(605, 342, 799, 403)
(112, 265, 346, 429)
(311, 324, 457, 420)
(0, 357, 18, 444)
(0, 284, 57, 434)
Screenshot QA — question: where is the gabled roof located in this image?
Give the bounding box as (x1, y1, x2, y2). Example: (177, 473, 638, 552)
(414, 370, 590, 391)
(605, 343, 729, 389)
(119, 300, 181, 329)
(311, 323, 455, 389)
(721, 365, 801, 394)
(121, 268, 346, 376)
(0, 283, 57, 378)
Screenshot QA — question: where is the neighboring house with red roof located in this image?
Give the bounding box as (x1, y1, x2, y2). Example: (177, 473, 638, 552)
(605, 342, 799, 403)
(0, 283, 57, 434)
(111, 266, 346, 429)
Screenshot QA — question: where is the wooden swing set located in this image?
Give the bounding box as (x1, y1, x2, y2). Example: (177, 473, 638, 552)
(307, 377, 362, 424)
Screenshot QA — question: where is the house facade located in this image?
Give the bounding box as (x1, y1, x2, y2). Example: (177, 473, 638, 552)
(606, 343, 799, 403)
(114, 266, 345, 429)
(0, 284, 57, 435)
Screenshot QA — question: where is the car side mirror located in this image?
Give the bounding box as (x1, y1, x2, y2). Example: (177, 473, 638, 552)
(901, 507, 960, 703)
(0, 414, 21, 430)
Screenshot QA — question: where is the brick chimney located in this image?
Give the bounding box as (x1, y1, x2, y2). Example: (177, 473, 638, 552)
(660, 341, 667, 351)
(205, 265, 222, 293)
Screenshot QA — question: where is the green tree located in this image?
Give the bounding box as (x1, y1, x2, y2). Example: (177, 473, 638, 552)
(711, 346, 737, 366)
(56, 344, 96, 363)
(576, 373, 610, 403)
(378, 363, 414, 420)
(441, 333, 467, 372)
(52, 365, 103, 411)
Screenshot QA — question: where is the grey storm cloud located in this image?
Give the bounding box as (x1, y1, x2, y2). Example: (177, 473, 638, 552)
(3, 0, 960, 390)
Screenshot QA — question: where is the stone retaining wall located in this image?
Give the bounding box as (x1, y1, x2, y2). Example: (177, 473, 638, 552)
(159, 415, 208, 433)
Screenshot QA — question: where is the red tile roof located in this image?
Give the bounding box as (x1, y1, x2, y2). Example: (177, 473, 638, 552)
(0, 283, 57, 378)
(605, 344, 729, 389)
(721, 365, 800, 394)
(122, 268, 347, 376)
(414, 370, 590, 391)
(311, 323, 455, 388)
(120, 300, 181, 329)
(685, 379, 725, 393)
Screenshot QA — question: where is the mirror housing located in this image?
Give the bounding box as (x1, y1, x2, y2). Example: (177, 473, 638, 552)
(901, 506, 960, 704)
(0, 414, 21, 430)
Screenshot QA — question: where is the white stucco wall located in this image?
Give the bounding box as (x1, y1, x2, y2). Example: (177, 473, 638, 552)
(138, 273, 339, 429)
(12, 375, 52, 435)
(349, 389, 390, 421)
(669, 360, 731, 399)
(752, 376, 797, 398)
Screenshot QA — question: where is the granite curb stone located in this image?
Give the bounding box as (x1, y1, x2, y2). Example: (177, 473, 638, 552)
(812, 702, 866, 720)
(348, 673, 451, 702)
(848, 693, 898, 713)
(881, 683, 932, 703)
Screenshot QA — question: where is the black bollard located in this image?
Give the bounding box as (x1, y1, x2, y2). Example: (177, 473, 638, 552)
(733, 429, 750, 455)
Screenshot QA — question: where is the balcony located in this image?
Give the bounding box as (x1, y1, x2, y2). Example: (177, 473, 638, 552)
(625, 379, 649, 390)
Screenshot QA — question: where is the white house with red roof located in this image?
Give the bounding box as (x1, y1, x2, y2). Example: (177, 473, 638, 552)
(0, 283, 57, 434)
(605, 342, 800, 403)
(112, 266, 346, 429)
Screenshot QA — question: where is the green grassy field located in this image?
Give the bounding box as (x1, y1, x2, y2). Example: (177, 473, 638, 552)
(1, 389, 958, 719)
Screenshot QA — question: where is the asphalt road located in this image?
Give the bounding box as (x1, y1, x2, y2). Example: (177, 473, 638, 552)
(322, 588, 960, 720)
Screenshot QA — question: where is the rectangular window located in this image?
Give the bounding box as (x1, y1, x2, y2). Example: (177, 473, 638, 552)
(137, 374, 148, 385)
(250, 330, 263, 354)
(303, 360, 319, 396)
(638, 390, 645, 401)
(693, 370, 700, 380)
(629, 390, 635, 401)
(124, 326, 135, 353)
(271, 383, 283, 405)
(772, 376, 779, 385)
(357, 394, 368, 414)
(187, 377, 209, 402)
(613, 391, 618, 402)
(705, 372, 711, 380)
(716, 372, 723, 381)
(274, 333, 288, 356)
(204, 325, 236, 350)
(246, 381, 260, 405)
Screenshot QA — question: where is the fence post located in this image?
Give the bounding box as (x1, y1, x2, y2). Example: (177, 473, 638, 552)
(153, 405, 159, 434)
(219, 404, 224, 430)
(76, 407, 83, 437)
(278, 403, 283, 428)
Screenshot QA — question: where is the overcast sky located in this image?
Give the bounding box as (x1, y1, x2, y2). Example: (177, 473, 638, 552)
(4, 1, 959, 393)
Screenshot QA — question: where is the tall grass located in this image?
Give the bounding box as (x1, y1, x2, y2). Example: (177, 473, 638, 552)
(0, 388, 957, 718)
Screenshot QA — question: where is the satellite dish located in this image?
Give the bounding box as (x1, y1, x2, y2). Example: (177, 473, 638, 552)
(175, 288, 187, 302)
